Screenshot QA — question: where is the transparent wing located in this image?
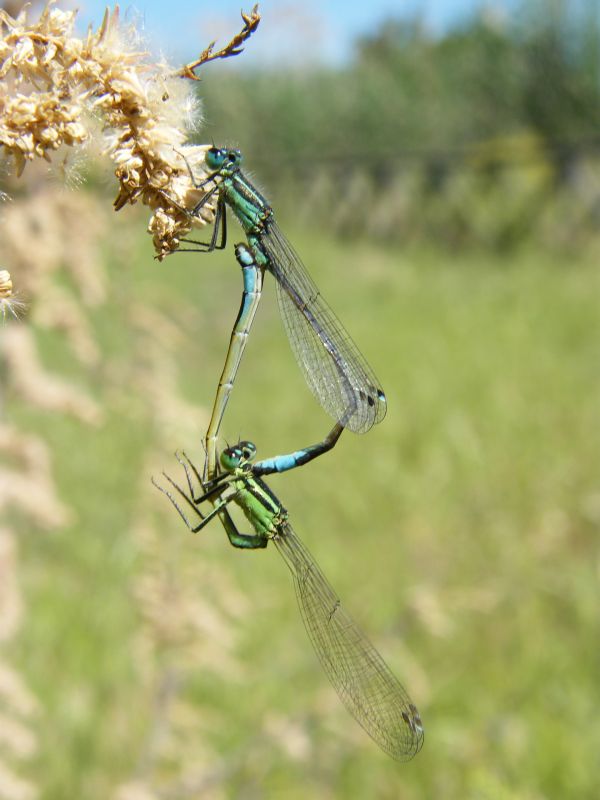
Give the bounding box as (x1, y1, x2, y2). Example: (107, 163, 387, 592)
(273, 521, 424, 760)
(260, 221, 386, 434)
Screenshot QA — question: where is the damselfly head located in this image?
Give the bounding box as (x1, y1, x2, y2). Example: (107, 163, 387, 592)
(220, 440, 256, 471)
(220, 446, 242, 471)
(205, 146, 242, 173)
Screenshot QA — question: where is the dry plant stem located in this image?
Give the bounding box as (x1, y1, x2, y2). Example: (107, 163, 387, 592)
(178, 5, 261, 80)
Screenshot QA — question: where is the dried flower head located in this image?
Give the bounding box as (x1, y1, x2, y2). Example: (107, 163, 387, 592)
(0, 270, 25, 320)
(0, 3, 262, 258)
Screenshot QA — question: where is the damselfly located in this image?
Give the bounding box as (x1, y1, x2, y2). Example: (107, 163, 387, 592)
(180, 147, 387, 477)
(155, 436, 424, 761)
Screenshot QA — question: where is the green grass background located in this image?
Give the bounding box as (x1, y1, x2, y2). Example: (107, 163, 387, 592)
(10, 224, 600, 798)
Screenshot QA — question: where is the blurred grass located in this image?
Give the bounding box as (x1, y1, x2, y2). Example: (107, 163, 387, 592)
(9, 222, 600, 798)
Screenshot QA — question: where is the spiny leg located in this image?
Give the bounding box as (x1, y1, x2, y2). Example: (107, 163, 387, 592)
(177, 148, 223, 200)
(152, 445, 227, 527)
(178, 197, 228, 252)
(152, 475, 218, 533)
(171, 452, 232, 505)
(156, 172, 223, 252)
(152, 444, 240, 534)
(174, 450, 202, 500)
(153, 469, 268, 549)
(174, 148, 229, 228)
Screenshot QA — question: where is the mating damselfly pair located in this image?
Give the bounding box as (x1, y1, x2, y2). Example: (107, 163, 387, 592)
(178, 146, 386, 479)
(155, 146, 424, 761)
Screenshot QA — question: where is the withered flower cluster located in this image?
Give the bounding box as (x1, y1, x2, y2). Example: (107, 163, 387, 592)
(0, 269, 24, 319)
(0, 2, 216, 258)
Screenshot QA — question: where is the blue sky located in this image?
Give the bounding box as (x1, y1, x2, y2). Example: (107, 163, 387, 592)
(75, 0, 516, 66)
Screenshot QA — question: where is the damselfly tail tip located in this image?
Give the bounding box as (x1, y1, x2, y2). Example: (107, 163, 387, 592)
(398, 703, 424, 759)
(403, 703, 424, 736)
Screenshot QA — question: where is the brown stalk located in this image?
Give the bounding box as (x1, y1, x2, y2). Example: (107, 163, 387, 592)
(178, 4, 260, 81)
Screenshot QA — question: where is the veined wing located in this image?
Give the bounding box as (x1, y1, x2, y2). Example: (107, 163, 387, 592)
(260, 221, 386, 434)
(273, 521, 424, 760)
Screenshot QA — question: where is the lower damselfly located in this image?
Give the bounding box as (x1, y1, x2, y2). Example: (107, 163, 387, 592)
(154, 436, 424, 761)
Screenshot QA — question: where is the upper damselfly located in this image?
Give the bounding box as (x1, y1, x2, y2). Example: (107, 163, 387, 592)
(179, 147, 386, 477)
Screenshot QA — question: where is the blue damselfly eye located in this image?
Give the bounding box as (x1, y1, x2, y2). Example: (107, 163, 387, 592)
(220, 446, 243, 470)
(206, 147, 226, 170)
(239, 441, 257, 461)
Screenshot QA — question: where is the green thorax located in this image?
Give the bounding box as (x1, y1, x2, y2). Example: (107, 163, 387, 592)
(221, 171, 273, 237)
(230, 469, 287, 539)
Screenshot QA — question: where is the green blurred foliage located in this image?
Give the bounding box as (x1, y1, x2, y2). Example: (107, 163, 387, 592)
(201, 0, 600, 156)
(196, 0, 600, 251)
(10, 223, 600, 798)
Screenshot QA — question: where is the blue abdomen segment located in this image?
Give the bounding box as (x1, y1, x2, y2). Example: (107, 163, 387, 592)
(235, 244, 256, 269)
(235, 245, 261, 311)
(255, 452, 301, 474)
